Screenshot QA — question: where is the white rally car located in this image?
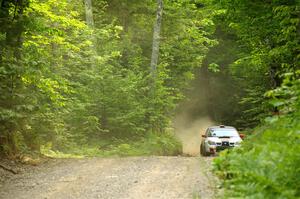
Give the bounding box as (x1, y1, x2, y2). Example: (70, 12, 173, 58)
(200, 125, 243, 156)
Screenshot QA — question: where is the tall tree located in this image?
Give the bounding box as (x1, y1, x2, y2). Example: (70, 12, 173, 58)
(150, 0, 163, 78)
(84, 0, 94, 27)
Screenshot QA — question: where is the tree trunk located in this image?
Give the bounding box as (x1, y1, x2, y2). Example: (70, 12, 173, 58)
(150, 0, 163, 78)
(84, 0, 97, 52)
(84, 0, 94, 28)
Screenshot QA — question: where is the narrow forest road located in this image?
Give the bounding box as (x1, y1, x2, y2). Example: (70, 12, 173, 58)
(0, 156, 216, 199)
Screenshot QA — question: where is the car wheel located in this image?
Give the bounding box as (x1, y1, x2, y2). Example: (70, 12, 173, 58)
(200, 144, 203, 156)
(204, 149, 210, 157)
(200, 144, 209, 157)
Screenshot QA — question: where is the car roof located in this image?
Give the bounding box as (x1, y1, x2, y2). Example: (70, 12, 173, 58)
(208, 125, 237, 130)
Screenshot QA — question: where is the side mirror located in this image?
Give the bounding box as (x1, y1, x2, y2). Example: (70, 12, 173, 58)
(239, 133, 245, 140)
(201, 134, 206, 138)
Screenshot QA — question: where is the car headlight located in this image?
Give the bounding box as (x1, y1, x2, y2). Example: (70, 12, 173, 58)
(207, 140, 216, 145)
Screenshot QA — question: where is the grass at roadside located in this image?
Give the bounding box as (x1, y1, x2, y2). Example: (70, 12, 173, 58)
(40, 133, 182, 158)
(212, 112, 300, 198)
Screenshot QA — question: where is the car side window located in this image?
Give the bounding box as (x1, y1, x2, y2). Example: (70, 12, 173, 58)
(206, 129, 212, 137)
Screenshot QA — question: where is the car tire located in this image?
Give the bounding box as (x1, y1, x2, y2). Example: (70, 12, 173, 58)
(200, 144, 209, 157)
(204, 149, 210, 157)
(200, 144, 203, 156)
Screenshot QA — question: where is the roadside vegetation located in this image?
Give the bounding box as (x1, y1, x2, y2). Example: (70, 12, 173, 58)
(209, 1, 300, 198)
(214, 110, 300, 198)
(41, 133, 182, 158)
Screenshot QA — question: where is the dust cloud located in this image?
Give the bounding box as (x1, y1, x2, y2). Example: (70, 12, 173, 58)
(174, 114, 214, 156)
(173, 67, 215, 156)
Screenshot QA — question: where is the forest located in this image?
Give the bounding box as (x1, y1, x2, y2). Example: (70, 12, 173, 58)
(0, 0, 299, 198)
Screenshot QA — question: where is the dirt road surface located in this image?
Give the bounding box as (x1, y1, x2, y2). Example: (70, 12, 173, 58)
(0, 156, 216, 199)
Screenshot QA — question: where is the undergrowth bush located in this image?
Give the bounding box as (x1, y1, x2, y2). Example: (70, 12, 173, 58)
(213, 112, 300, 198)
(41, 132, 182, 158)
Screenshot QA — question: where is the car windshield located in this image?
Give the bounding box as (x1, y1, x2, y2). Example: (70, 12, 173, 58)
(210, 129, 239, 137)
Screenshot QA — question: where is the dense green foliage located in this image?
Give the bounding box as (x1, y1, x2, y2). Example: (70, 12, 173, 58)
(203, 0, 299, 129)
(0, 0, 214, 156)
(211, 0, 300, 198)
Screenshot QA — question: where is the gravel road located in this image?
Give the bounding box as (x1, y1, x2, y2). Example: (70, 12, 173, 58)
(0, 156, 216, 199)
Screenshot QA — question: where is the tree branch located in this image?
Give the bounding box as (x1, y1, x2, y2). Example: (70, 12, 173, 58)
(0, 163, 18, 174)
